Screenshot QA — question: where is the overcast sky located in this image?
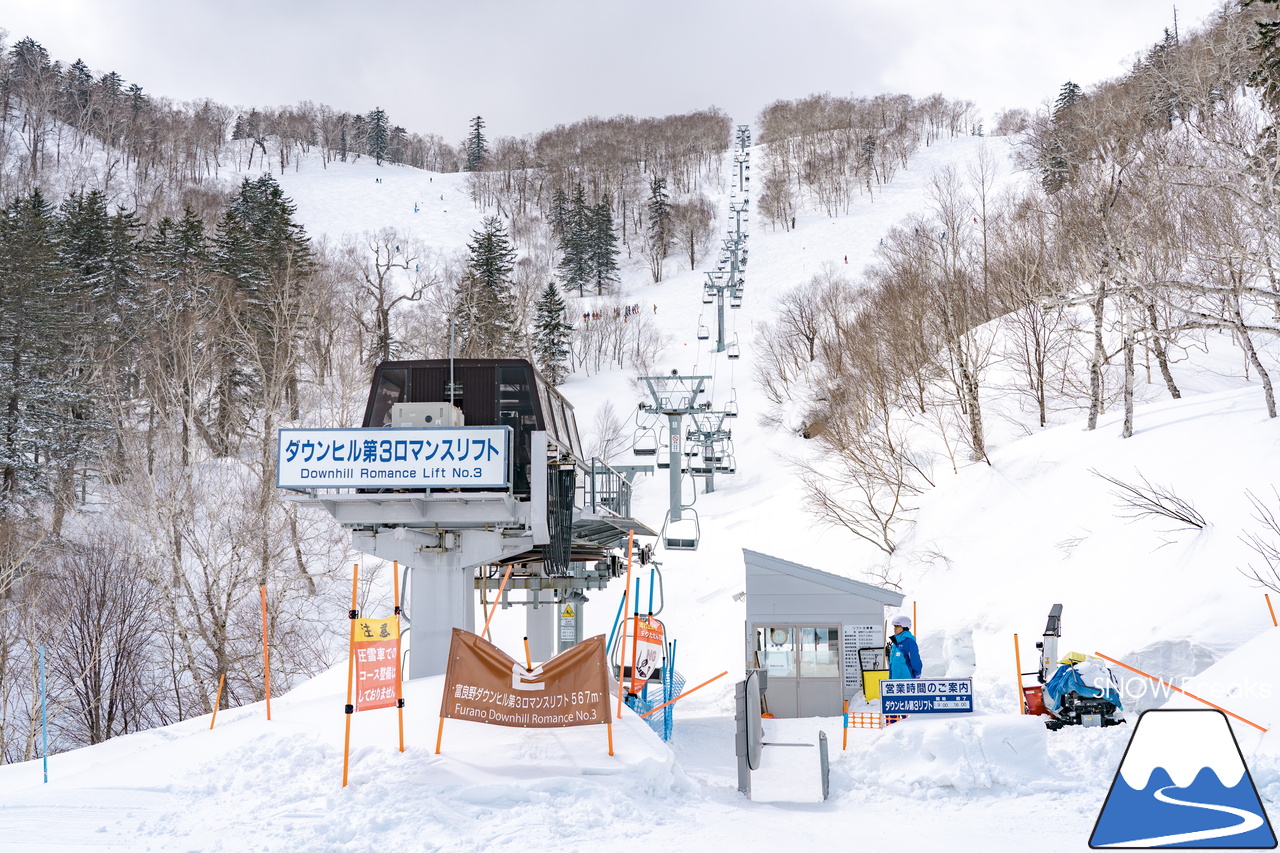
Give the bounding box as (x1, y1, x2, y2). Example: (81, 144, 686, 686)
(5, 0, 1229, 142)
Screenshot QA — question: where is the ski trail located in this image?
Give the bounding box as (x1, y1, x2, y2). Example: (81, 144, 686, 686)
(1101, 784, 1265, 847)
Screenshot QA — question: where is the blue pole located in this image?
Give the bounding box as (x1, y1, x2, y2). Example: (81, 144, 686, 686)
(605, 593, 627, 658)
(40, 643, 48, 783)
(633, 580, 641, 616)
(666, 639, 678, 740)
(648, 568, 655, 614)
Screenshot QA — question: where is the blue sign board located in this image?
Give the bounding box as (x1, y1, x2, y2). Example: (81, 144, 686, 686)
(880, 678, 973, 714)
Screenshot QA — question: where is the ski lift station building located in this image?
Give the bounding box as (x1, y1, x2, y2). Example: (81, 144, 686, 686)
(742, 549, 905, 718)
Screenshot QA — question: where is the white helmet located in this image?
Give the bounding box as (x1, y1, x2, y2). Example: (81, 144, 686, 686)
(891, 615, 912, 629)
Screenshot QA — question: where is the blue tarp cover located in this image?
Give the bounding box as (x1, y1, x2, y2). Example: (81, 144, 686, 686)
(1044, 659, 1122, 713)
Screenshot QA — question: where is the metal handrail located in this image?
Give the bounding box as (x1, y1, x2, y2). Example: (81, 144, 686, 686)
(586, 457, 633, 519)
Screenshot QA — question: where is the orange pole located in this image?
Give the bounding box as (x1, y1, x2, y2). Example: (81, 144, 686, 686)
(1095, 652, 1268, 733)
(1267, 593, 1277, 627)
(481, 565, 514, 640)
(1014, 634, 1027, 715)
(260, 585, 271, 721)
(393, 561, 404, 753)
(607, 722, 614, 756)
(615, 532, 636, 718)
(639, 670, 729, 718)
(434, 717, 445, 755)
(842, 700, 848, 751)
(209, 673, 226, 730)
(523, 637, 533, 671)
(342, 564, 359, 787)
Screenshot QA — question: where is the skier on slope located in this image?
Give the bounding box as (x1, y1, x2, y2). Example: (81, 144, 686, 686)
(887, 615, 922, 679)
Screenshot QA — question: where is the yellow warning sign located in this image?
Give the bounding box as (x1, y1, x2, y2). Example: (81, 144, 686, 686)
(561, 604, 575, 619)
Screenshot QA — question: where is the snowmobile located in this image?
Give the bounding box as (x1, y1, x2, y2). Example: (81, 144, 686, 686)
(1021, 604, 1125, 731)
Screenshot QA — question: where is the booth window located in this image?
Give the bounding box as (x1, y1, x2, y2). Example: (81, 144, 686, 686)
(798, 627, 840, 678)
(756, 627, 795, 678)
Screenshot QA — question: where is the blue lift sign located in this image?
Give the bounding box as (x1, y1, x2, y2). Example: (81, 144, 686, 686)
(880, 678, 973, 714)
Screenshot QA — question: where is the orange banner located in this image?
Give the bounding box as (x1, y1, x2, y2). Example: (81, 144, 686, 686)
(440, 629, 611, 728)
(354, 617, 400, 711)
(629, 616, 665, 691)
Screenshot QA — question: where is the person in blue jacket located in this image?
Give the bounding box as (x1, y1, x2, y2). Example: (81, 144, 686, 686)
(887, 615, 922, 679)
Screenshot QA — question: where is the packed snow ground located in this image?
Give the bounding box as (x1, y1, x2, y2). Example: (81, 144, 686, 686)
(2, 135, 1278, 852)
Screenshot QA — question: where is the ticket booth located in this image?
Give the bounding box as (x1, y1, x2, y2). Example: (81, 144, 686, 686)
(742, 549, 905, 718)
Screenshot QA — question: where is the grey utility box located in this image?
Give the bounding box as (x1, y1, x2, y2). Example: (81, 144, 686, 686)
(742, 548, 904, 718)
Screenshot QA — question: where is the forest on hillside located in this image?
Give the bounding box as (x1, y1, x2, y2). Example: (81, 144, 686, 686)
(754, 3, 1280, 575)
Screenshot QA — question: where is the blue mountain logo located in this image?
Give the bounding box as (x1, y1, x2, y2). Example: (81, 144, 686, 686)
(1091, 709, 1276, 848)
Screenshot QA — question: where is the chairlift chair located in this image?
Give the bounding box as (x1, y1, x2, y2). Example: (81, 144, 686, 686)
(727, 334, 741, 360)
(702, 290, 714, 304)
(696, 318, 710, 341)
(632, 427, 658, 456)
(661, 509, 701, 551)
(729, 291, 743, 309)
(715, 454, 737, 475)
(724, 390, 739, 419)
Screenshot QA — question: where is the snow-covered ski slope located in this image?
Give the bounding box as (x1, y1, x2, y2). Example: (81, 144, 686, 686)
(1, 134, 1277, 852)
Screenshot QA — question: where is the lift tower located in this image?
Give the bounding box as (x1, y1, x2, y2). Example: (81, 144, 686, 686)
(637, 369, 710, 549)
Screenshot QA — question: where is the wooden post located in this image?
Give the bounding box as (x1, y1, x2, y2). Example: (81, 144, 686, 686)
(1013, 634, 1027, 715)
(209, 673, 226, 730)
(393, 561, 405, 754)
(1267, 593, 1277, 628)
(260, 584, 271, 721)
(615, 531, 636, 718)
(342, 564, 359, 788)
(481, 564, 513, 640)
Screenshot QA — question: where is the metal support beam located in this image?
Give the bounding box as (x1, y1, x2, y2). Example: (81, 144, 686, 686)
(667, 413, 683, 521)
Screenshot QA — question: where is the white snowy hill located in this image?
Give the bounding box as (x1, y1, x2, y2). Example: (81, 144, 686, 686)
(1, 134, 1277, 852)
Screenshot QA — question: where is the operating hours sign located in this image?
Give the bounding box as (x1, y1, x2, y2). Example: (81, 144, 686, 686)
(880, 678, 974, 714)
(841, 624, 880, 693)
(277, 426, 510, 489)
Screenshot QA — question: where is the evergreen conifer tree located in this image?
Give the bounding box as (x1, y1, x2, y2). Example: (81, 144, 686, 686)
(533, 280, 573, 385)
(0, 190, 89, 506)
(646, 177, 672, 282)
(59, 191, 144, 398)
(144, 207, 212, 466)
(1041, 81, 1083, 194)
(367, 107, 390, 165)
(556, 184, 592, 296)
(589, 195, 620, 295)
(455, 215, 518, 356)
(466, 115, 488, 171)
(1249, 0, 1280, 133)
(210, 174, 314, 450)
(549, 187, 570, 238)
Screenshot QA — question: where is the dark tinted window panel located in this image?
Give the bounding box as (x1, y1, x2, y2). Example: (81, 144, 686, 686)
(366, 368, 407, 427)
(499, 365, 536, 495)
